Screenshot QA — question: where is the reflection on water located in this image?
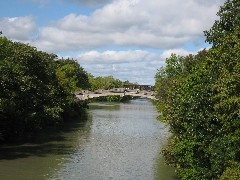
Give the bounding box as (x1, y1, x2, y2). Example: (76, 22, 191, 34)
(0, 114, 92, 180)
(0, 99, 176, 180)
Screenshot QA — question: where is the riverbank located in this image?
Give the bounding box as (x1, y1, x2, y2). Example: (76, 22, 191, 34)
(89, 94, 133, 102)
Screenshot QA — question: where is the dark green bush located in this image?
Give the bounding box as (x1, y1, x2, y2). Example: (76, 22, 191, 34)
(155, 0, 240, 179)
(0, 37, 89, 141)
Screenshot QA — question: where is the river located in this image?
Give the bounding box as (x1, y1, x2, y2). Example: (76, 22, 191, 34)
(0, 99, 176, 180)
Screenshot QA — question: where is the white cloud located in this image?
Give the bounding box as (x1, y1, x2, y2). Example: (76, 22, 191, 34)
(77, 48, 198, 66)
(160, 48, 197, 60)
(77, 50, 156, 64)
(1, 0, 224, 84)
(77, 48, 199, 84)
(83, 62, 156, 84)
(0, 16, 36, 41)
(32, 0, 223, 52)
(77, 49, 162, 84)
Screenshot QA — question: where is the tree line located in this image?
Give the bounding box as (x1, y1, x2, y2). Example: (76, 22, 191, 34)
(0, 37, 90, 141)
(0, 36, 131, 142)
(88, 75, 136, 91)
(155, 0, 240, 179)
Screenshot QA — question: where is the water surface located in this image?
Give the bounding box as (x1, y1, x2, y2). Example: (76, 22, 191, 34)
(0, 99, 176, 180)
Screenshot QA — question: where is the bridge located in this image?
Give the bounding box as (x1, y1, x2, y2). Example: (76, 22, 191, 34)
(75, 89, 156, 101)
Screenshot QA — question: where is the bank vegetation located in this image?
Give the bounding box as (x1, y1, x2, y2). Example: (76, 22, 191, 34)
(155, 0, 240, 179)
(0, 36, 132, 142)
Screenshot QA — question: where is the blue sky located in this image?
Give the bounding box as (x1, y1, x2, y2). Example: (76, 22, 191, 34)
(0, 0, 224, 85)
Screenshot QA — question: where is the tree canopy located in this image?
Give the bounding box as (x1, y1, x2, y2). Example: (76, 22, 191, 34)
(88, 75, 123, 90)
(155, 0, 240, 179)
(0, 37, 89, 141)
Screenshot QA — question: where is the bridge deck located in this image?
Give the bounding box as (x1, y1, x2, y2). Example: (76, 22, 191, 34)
(76, 90, 156, 101)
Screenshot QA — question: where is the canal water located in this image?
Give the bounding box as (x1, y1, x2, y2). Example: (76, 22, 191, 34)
(0, 99, 176, 180)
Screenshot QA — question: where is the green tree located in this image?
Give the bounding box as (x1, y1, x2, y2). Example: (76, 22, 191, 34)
(0, 38, 64, 138)
(155, 51, 217, 179)
(0, 37, 90, 141)
(205, 0, 240, 178)
(55, 58, 90, 119)
(204, 0, 240, 48)
(55, 59, 90, 93)
(155, 0, 240, 179)
(88, 75, 123, 90)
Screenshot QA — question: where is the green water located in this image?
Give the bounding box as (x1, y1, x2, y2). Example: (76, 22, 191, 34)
(0, 99, 177, 180)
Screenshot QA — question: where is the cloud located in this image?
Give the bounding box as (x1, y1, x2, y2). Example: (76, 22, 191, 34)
(77, 50, 157, 64)
(1, 0, 223, 84)
(32, 0, 223, 52)
(83, 62, 156, 84)
(77, 48, 198, 67)
(0, 16, 36, 41)
(77, 48, 198, 84)
(160, 48, 198, 60)
(77, 49, 162, 84)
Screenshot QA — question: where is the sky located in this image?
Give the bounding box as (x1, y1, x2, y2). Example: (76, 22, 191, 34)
(0, 0, 225, 85)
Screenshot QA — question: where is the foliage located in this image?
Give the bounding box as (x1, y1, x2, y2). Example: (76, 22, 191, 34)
(90, 95, 132, 102)
(55, 59, 90, 93)
(0, 35, 133, 141)
(155, 52, 217, 179)
(0, 37, 89, 141)
(123, 80, 137, 86)
(220, 161, 240, 180)
(155, 0, 240, 179)
(204, 0, 240, 48)
(88, 75, 123, 90)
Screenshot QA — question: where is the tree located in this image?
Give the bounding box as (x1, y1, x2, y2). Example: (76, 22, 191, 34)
(54, 58, 90, 119)
(155, 0, 240, 179)
(55, 59, 90, 93)
(155, 51, 217, 179)
(205, 1, 240, 178)
(0, 37, 90, 141)
(0, 39, 64, 137)
(204, 0, 240, 48)
(88, 75, 123, 90)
